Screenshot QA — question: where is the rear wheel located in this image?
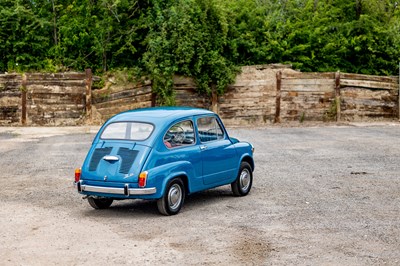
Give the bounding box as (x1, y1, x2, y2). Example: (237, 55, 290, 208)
(231, 162, 253, 196)
(157, 178, 185, 215)
(87, 197, 113, 209)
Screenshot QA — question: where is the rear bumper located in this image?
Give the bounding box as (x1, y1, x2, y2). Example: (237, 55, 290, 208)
(74, 181, 156, 196)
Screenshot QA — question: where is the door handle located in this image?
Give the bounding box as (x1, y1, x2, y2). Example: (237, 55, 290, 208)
(200, 145, 207, 151)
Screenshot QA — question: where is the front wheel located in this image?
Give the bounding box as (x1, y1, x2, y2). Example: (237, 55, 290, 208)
(87, 197, 113, 209)
(157, 178, 185, 215)
(231, 162, 253, 196)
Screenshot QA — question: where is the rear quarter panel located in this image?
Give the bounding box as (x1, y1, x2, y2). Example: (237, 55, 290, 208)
(143, 139, 203, 197)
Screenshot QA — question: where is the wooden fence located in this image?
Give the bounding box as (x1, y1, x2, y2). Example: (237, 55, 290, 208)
(92, 80, 153, 120)
(339, 73, 398, 120)
(0, 72, 88, 125)
(0, 74, 22, 124)
(276, 71, 399, 123)
(0, 65, 399, 126)
(217, 65, 284, 126)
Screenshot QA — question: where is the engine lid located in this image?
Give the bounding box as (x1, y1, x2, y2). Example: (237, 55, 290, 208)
(82, 141, 151, 183)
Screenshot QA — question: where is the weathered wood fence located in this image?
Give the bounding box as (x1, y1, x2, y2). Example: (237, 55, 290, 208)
(0, 65, 399, 126)
(0, 72, 89, 125)
(205, 66, 399, 125)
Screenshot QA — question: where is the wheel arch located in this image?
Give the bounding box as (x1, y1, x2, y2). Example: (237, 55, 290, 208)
(241, 155, 255, 172)
(158, 172, 190, 198)
(172, 174, 189, 195)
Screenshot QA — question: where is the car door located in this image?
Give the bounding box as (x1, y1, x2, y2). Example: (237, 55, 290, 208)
(196, 115, 237, 185)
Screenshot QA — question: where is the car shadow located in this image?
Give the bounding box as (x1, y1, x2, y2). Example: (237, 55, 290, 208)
(81, 186, 235, 218)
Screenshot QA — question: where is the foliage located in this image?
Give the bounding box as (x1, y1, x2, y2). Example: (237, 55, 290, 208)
(0, 0, 399, 100)
(142, 0, 238, 104)
(0, 0, 52, 71)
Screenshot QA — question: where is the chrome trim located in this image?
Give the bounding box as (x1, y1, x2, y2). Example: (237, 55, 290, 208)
(80, 184, 156, 195)
(103, 155, 119, 161)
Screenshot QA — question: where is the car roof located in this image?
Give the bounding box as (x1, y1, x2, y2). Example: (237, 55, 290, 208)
(107, 107, 215, 124)
(96, 107, 220, 146)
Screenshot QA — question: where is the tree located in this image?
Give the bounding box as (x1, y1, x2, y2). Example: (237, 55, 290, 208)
(0, 0, 398, 85)
(142, 0, 238, 105)
(0, 0, 52, 71)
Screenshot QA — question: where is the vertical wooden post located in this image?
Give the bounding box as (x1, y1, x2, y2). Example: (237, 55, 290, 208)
(151, 91, 157, 107)
(274, 71, 282, 123)
(85, 69, 92, 119)
(211, 84, 218, 113)
(398, 62, 400, 120)
(21, 73, 27, 125)
(335, 71, 341, 122)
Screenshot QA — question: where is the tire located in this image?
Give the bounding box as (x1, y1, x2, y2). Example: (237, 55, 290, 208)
(231, 161, 253, 196)
(87, 197, 113, 209)
(157, 178, 185, 215)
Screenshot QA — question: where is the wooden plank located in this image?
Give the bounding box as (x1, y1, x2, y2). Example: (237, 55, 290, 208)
(282, 79, 335, 86)
(95, 83, 151, 94)
(0, 80, 22, 90)
(26, 72, 86, 80)
(26, 80, 86, 86)
(341, 87, 392, 96)
(341, 79, 396, 90)
(0, 73, 21, 79)
(232, 80, 275, 87)
(27, 97, 85, 105)
(342, 97, 396, 107)
(0, 91, 21, 97)
(96, 102, 152, 116)
(93, 88, 152, 104)
(28, 103, 85, 111)
(340, 73, 398, 83)
(282, 72, 335, 79)
(28, 85, 85, 94)
(281, 84, 334, 92)
(93, 94, 152, 109)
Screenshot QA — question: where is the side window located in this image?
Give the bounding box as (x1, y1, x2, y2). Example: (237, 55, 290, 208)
(163, 120, 195, 148)
(197, 116, 224, 143)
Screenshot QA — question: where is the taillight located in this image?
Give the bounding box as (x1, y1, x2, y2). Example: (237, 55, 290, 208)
(75, 168, 81, 182)
(138, 171, 148, 187)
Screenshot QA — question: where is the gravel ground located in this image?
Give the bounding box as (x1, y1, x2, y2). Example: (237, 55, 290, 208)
(0, 124, 399, 265)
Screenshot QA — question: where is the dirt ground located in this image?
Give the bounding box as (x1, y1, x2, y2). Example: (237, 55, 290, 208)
(0, 123, 399, 265)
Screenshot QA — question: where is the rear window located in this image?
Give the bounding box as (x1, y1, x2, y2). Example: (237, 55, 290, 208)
(100, 122, 154, 140)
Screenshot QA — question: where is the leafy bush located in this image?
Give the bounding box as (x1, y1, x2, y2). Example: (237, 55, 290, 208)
(0, 0, 399, 102)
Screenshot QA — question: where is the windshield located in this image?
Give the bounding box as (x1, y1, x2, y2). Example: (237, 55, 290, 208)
(100, 122, 154, 141)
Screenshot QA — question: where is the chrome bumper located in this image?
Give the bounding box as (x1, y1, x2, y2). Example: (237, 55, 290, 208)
(75, 181, 156, 196)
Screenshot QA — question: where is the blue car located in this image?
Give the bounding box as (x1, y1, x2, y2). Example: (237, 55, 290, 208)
(74, 107, 254, 215)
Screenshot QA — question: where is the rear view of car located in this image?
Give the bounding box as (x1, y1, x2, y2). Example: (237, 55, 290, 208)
(74, 107, 254, 215)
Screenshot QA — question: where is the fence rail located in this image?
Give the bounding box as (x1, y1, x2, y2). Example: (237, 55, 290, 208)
(0, 65, 399, 126)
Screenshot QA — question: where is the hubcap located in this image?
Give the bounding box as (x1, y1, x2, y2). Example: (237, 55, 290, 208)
(240, 168, 251, 191)
(168, 184, 182, 211)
